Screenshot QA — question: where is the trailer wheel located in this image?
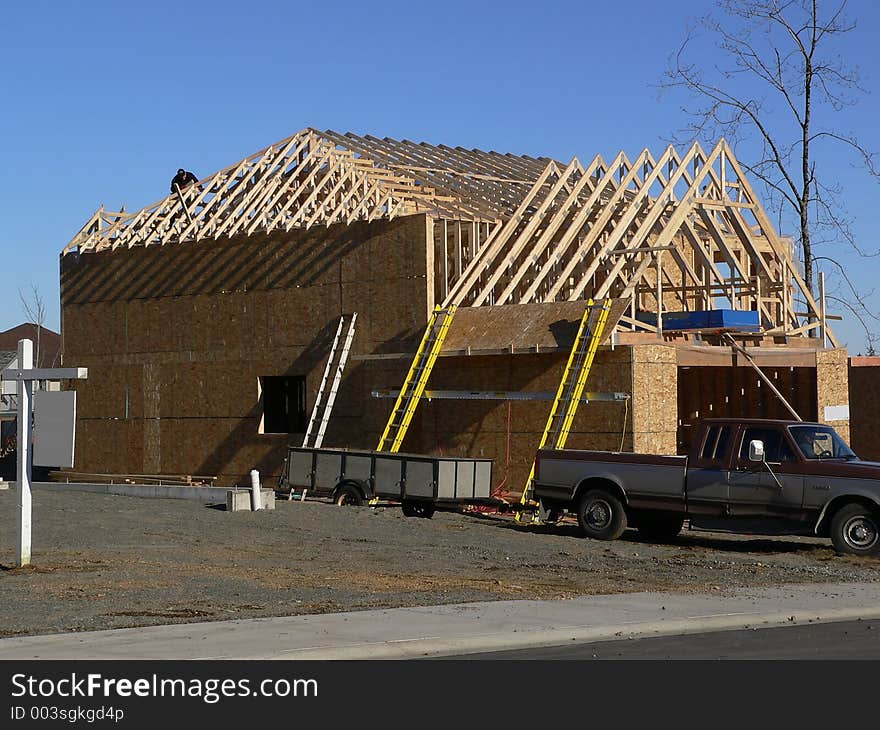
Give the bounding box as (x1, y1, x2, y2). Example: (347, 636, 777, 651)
(637, 514, 684, 542)
(830, 503, 880, 556)
(401, 500, 435, 519)
(334, 484, 365, 507)
(576, 489, 627, 541)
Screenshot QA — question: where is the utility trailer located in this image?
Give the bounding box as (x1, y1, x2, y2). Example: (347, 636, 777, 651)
(280, 446, 495, 518)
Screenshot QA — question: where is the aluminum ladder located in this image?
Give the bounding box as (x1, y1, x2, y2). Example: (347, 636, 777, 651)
(376, 305, 457, 453)
(289, 312, 357, 500)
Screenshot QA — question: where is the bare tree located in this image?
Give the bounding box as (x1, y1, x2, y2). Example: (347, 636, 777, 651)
(662, 0, 878, 344)
(18, 284, 46, 368)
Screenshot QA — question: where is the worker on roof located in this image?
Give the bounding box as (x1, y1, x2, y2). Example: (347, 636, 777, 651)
(170, 168, 199, 194)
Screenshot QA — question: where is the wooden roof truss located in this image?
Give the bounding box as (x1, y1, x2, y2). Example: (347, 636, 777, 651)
(63, 128, 554, 255)
(438, 139, 833, 344)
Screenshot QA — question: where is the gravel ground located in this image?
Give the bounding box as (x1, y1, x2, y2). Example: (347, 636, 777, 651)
(1, 487, 878, 637)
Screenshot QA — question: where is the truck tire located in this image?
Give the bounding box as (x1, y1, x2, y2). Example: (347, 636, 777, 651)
(577, 489, 627, 541)
(401, 500, 436, 519)
(830, 503, 880, 556)
(334, 484, 365, 507)
(637, 514, 684, 542)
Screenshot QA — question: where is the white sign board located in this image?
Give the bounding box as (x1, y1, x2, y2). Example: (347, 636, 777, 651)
(823, 404, 850, 422)
(33, 391, 77, 468)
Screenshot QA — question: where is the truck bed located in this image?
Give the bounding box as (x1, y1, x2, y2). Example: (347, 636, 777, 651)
(535, 449, 688, 507)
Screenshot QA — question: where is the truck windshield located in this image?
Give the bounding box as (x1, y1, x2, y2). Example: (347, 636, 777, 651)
(789, 425, 857, 460)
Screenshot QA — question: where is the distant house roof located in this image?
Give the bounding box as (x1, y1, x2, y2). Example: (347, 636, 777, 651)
(0, 324, 61, 368)
(0, 351, 17, 406)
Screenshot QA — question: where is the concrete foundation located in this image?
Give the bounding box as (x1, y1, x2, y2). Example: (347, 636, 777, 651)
(32, 481, 274, 509)
(226, 488, 276, 512)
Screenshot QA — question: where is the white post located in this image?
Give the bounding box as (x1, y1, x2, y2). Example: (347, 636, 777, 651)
(1, 342, 87, 567)
(250, 469, 262, 511)
(819, 271, 827, 348)
(16, 339, 33, 567)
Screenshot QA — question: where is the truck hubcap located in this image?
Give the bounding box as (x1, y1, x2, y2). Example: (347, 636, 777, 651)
(843, 516, 878, 550)
(586, 500, 612, 529)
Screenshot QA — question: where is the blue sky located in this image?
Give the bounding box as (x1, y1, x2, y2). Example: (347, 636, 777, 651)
(2, 0, 878, 351)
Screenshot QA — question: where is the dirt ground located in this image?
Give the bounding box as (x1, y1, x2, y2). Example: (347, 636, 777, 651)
(1, 487, 878, 637)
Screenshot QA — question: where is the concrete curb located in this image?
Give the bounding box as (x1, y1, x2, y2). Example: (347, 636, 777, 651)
(31, 481, 273, 505)
(275, 606, 880, 659)
(4, 584, 880, 660)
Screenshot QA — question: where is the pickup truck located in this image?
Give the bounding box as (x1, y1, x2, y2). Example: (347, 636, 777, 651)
(533, 418, 880, 556)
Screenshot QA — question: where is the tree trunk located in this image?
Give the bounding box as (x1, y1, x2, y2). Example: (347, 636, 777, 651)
(801, 5, 815, 307)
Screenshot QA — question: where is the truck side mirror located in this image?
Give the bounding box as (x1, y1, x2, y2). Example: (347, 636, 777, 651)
(749, 440, 765, 462)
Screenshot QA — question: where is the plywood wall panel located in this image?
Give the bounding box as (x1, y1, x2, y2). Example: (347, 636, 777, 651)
(61, 215, 431, 484)
(631, 344, 678, 455)
(816, 348, 850, 442)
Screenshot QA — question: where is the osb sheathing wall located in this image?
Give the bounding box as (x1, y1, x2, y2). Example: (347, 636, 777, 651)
(849, 357, 880, 459)
(61, 214, 432, 484)
(630, 345, 678, 455)
(412, 347, 640, 499)
(816, 348, 850, 443)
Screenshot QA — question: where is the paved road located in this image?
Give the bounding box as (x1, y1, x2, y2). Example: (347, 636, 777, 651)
(459, 619, 880, 659)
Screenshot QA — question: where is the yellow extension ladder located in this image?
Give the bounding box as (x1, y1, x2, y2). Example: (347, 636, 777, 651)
(517, 298, 612, 518)
(376, 305, 457, 453)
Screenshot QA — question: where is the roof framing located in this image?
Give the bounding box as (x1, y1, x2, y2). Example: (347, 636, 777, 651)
(64, 128, 553, 255)
(63, 129, 834, 344)
(436, 139, 835, 345)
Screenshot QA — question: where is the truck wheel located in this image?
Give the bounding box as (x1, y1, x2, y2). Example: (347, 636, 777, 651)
(577, 489, 627, 541)
(830, 503, 880, 556)
(401, 500, 435, 519)
(637, 514, 684, 542)
(334, 484, 365, 507)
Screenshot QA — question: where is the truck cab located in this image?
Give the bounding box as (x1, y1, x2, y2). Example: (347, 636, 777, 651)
(688, 419, 867, 537)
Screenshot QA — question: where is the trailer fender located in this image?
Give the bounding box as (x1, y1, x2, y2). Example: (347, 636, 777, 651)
(336, 478, 374, 500)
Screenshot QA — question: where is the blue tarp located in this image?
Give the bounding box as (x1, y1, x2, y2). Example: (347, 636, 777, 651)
(635, 309, 760, 332)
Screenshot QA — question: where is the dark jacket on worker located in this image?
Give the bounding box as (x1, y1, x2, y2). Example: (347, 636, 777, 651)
(170, 170, 199, 193)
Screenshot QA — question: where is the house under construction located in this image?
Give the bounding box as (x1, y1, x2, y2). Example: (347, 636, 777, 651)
(60, 127, 849, 491)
